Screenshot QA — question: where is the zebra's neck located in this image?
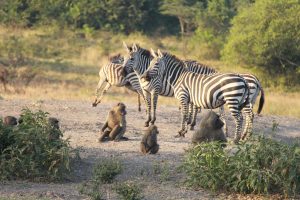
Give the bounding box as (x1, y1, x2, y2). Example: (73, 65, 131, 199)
(135, 55, 152, 76)
(165, 61, 187, 88)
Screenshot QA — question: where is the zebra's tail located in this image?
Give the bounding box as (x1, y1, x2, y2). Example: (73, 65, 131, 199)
(257, 85, 265, 114)
(238, 80, 250, 110)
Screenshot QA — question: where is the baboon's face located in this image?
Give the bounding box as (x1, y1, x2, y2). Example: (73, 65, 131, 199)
(117, 103, 127, 116)
(4, 116, 17, 126)
(214, 115, 224, 129)
(48, 117, 59, 129)
(150, 125, 159, 134)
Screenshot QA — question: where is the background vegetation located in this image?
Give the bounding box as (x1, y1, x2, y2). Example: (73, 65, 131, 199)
(0, 0, 299, 117)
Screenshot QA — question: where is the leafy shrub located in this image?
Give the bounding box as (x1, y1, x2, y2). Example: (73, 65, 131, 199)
(92, 158, 122, 184)
(182, 137, 300, 197)
(115, 181, 143, 200)
(0, 108, 78, 181)
(79, 158, 122, 200)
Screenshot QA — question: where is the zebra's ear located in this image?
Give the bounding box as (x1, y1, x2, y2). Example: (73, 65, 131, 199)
(150, 48, 157, 58)
(133, 43, 139, 52)
(157, 49, 163, 58)
(123, 41, 131, 53)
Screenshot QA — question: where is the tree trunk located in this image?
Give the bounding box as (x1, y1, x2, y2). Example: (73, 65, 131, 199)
(178, 17, 185, 37)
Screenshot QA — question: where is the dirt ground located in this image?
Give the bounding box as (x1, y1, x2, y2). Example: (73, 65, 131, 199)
(0, 98, 299, 200)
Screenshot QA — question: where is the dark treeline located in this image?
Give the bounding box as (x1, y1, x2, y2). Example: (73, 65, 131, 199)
(0, 0, 299, 87)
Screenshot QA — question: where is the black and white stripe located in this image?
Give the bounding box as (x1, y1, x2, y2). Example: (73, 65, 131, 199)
(142, 51, 251, 143)
(93, 54, 147, 111)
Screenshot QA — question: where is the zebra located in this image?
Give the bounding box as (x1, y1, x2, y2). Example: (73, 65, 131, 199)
(122, 44, 264, 137)
(92, 54, 149, 112)
(122, 43, 209, 129)
(183, 59, 265, 137)
(140, 50, 251, 143)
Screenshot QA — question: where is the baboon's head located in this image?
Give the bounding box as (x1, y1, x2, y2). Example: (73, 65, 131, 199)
(48, 117, 60, 129)
(116, 102, 127, 116)
(206, 111, 224, 129)
(149, 125, 159, 134)
(3, 116, 17, 126)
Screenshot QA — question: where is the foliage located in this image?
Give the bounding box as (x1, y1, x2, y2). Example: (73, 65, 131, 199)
(0, 35, 29, 67)
(115, 181, 144, 200)
(0, 108, 78, 181)
(182, 137, 300, 197)
(92, 158, 122, 184)
(79, 158, 123, 200)
(223, 0, 300, 87)
(0, 0, 172, 34)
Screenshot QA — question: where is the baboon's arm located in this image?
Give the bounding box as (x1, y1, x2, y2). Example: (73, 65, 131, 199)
(109, 125, 123, 140)
(101, 121, 109, 132)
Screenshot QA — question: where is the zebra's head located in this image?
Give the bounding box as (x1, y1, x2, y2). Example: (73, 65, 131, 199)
(122, 42, 153, 77)
(140, 49, 165, 91)
(122, 42, 137, 76)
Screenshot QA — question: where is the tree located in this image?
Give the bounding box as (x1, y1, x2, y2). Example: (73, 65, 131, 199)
(223, 0, 300, 86)
(160, 0, 203, 36)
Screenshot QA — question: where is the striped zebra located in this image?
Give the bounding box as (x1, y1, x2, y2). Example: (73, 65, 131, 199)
(141, 50, 251, 143)
(122, 44, 264, 138)
(122, 43, 207, 129)
(183, 60, 264, 138)
(92, 54, 148, 112)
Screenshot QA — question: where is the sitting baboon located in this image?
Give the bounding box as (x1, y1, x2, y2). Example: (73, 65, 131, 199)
(3, 116, 17, 126)
(98, 102, 128, 142)
(192, 111, 227, 145)
(48, 117, 61, 140)
(140, 125, 159, 154)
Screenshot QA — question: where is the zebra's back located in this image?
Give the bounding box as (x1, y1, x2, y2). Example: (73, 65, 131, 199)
(178, 72, 248, 110)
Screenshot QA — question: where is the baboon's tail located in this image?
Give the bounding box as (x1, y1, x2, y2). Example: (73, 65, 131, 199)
(257, 86, 265, 114)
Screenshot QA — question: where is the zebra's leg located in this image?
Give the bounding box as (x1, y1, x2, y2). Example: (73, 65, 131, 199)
(241, 103, 254, 140)
(150, 93, 158, 125)
(143, 90, 152, 127)
(176, 100, 189, 138)
(230, 109, 243, 144)
(187, 103, 193, 125)
(137, 93, 141, 112)
(93, 82, 111, 107)
(190, 105, 199, 131)
(219, 106, 228, 137)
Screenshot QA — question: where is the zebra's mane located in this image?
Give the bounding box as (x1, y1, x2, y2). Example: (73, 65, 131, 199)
(162, 52, 185, 68)
(136, 45, 152, 58)
(109, 54, 123, 64)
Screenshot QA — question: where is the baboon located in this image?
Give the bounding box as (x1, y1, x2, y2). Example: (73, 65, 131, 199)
(140, 125, 159, 154)
(48, 117, 61, 140)
(98, 102, 128, 142)
(3, 116, 17, 126)
(192, 111, 227, 145)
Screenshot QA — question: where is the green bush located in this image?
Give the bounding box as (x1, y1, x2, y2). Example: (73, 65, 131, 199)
(79, 158, 123, 200)
(92, 158, 122, 184)
(182, 137, 300, 197)
(0, 108, 78, 181)
(115, 181, 143, 200)
(222, 0, 300, 87)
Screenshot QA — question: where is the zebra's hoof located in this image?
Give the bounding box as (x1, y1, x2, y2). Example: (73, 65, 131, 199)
(144, 122, 150, 127)
(174, 134, 182, 138)
(190, 126, 195, 131)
